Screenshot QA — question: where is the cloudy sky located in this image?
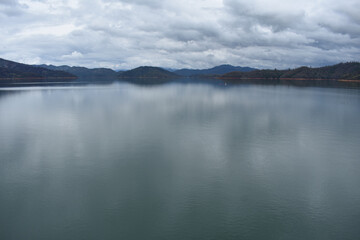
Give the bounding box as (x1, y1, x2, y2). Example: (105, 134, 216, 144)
(1, 0, 359, 70)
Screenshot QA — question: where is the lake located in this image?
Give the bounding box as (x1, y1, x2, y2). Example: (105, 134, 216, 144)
(0, 82, 360, 240)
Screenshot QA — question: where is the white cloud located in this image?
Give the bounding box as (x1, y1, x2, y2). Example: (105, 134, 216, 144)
(61, 51, 83, 59)
(0, 0, 359, 69)
(18, 24, 81, 37)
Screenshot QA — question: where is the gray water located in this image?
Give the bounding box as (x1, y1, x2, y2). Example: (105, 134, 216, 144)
(0, 83, 359, 240)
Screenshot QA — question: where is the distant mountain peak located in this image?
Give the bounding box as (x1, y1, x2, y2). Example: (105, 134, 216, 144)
(119, 66, 179, 79)
(174, 64, 257, 77)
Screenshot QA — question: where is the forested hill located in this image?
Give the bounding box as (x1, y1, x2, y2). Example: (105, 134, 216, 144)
(2, 58, 359, 83)
(0, 58, 76, 79)
(221, 62, 360, 81)
(175, 64, 256, 77)
(119, 66, 179, 79)
(37, 64, 118, 78)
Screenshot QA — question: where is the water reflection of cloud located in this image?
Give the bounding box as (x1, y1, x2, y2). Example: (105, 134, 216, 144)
(0, 84, 360, 239)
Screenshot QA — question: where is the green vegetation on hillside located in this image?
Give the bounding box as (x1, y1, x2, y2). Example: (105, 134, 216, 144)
(38, 65, 118, 79)
(175, 64, 256, 77)
(118, 66, 179, 79)
(2, 57, 359, 86)
(222, 62, 360, 81)
(0, 58, 76, 80)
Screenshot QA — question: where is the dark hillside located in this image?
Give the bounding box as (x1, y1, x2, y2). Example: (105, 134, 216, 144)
(119, 66, 179, 79)
(0, 58, 76, 79)
(222, 62, 360, 81)
(38, 65, 117, 78)
(175, 64, 256, 77)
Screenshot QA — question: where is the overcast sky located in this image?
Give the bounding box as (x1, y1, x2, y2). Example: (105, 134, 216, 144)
(1, 0, 359, 69)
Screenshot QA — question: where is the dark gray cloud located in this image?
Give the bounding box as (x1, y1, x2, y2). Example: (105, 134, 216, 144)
(0, 0, 359, 69)
(0, 0, 26, 16)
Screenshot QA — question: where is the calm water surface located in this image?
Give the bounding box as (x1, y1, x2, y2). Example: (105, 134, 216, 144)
(0, 83, 360, 240)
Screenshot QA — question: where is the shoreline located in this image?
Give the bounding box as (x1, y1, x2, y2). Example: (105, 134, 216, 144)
(0, 77, 77, 81)
(219, 77, 360, 83)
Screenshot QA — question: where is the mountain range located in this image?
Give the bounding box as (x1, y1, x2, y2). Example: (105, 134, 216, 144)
(222, 62, 360, 81)
(174, 64, 256, 77)
(38, 64, 256, 79)
(0, 57, 256, 81)
(37, 64, 118, 79)
(1, 57, 360, 84)
(0, 58, 76, 80)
